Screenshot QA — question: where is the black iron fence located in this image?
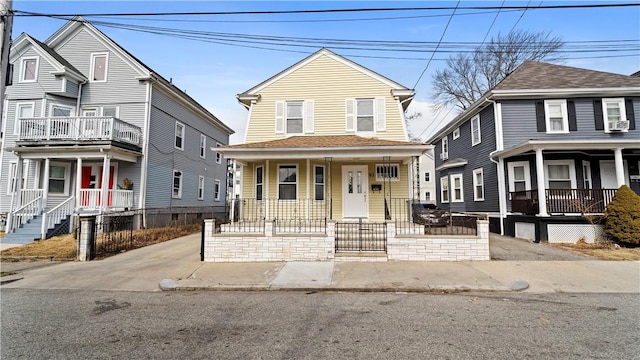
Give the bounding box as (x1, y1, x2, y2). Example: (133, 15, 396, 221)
(389, 198, 482, 236)
(335, 221, 387, 252)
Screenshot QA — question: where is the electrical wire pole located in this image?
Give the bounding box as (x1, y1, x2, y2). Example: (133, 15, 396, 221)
(0, 0, 13, 132)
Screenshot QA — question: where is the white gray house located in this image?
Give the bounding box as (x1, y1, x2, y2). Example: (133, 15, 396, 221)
(0, 17, 234, 243)
(427, 61, 640, 243)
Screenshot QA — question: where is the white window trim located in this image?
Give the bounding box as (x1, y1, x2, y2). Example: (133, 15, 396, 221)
(452, 128, 460, 139)
(174, 121, 185, 150)
(82, 108, 99, 117)
(314, 165, 325, 202)
(172, 169, 183, 199)
(277, 164, 298, 201)
(424, 172, 430, 182)
(285, 100, 304, 135)
(215, 142, 222, 164)
(451, 173, 464, 202)
(19, 56, 39, 83)
(440, 176, 449, 203)
(255, 165, 264, 201)
(214, 179, 221, 201)
(471, 115, 481, 146)
(602, 98, 628, 133)
(375, 164, 400, 181)
(544, 159, 577, 189)
(473, 168, 484, 201)
(14, 101, 35, 135)
(582, 160, 592, 190)
(200, 134, 206, 159)
(198, 175, 205, 200)
(441, 136, 449, 160)
(544, 99, 569, 134)
(48, 162, 71, 196)
(507, 161, 531, 192)
(89, 52, 109, 83)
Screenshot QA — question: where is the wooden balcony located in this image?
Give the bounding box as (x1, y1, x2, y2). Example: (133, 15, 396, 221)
(510, 189, 618, 215)
(18, 117, 141, 147)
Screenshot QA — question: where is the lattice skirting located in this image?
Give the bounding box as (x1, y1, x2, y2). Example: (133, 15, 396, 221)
(547, 224, 605, 243)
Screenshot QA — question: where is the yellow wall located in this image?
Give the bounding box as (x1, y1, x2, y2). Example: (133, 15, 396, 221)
(240, 160, 410, 221)
(244, 54, 408, 143)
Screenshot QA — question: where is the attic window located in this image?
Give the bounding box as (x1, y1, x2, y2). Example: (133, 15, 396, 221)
(20, 57, 38, 82)
(90, 53, 108, 82)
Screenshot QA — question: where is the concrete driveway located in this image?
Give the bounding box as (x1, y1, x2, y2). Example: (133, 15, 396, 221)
(489, 233, 590, 261)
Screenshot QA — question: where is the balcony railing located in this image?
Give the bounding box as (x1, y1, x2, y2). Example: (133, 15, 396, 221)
(18, 117, 141, 146)
(510, 189, 618, 215)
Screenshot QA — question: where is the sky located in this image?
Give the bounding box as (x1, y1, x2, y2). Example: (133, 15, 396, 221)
(8, 1, 640, 144)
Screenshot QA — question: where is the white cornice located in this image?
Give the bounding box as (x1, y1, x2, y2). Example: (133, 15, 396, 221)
(490, 139, 640, 159)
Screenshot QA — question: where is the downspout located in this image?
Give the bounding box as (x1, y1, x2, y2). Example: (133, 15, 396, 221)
(75, 81, 85, 116)
(488, 98, 506, 236)
(139, 76, 157, 227)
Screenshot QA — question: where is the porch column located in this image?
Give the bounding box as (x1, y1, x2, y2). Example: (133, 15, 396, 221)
(265, 159, 270, 220)
(9, 155, 23, 212)
(42, 158, 50, 208)
(306, 159, 310, 220)
(535, 149, 548, 216)
(100, 154, 111, 213)
(76, 157, 83, 209)
(614, 148, 625, 188)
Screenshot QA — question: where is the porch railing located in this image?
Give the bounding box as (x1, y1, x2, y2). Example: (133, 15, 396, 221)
(7, 194, 43, 234)
(18, 117, 141, 146)
(42, 196, 75, 238)
(510, 189, 618, 215)
(78, 189, 134, 210)
(224, 198, 329, 233)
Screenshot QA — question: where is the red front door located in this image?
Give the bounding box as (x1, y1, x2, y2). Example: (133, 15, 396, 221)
(98, 166, 116, 206)
(80, 165, 115, 207)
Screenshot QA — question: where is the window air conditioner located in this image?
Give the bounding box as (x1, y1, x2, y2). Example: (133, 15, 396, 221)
(608, 120, 629, 131)
(440, 152, 449, 160)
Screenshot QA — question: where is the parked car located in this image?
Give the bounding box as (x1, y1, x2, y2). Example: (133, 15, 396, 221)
(412, 203, 450, 227)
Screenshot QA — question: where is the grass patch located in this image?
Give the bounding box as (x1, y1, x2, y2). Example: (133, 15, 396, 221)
(1, 223, 201, 261)
(550, 240, 640, 261)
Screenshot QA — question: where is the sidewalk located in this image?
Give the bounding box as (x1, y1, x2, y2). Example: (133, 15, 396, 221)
(2, 233, 639, 293)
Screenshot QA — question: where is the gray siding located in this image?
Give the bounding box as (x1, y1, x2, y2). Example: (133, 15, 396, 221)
(7, 48, 62, 100)
(145, 88, 230, 209)
(501, 98, 640, 149)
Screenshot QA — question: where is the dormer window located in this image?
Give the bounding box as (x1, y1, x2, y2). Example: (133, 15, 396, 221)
(20, 57, 38, 82)
(90, 53, 108, 82)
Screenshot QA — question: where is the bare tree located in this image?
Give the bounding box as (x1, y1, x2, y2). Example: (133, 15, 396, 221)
(404, 111, 423, 142)
(432, 30, 564, 110)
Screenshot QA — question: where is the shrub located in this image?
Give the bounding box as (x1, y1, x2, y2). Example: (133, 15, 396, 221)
(604, 185, 640, 245)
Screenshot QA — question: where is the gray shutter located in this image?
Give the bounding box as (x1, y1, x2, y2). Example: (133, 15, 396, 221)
(375, 97, 386, 131)
(304, 100, 314, 133)
(593, 99, 604, 130)
(275, 101, 284, 134)
(345, 99, 354, 131)
(535, 101, 545, 132)
(625, 98, 636, 130)
(567, 100, 577, 131)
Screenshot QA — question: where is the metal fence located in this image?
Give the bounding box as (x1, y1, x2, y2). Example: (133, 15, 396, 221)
(389, 198, 483, 236)
(335, 221, 387, 252)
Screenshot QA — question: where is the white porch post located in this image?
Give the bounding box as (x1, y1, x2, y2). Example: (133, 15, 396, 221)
(100, 154, 111, 213)
(7, 154, 23, 230)
(614, 148, 625, 188)
(14, 155, 24, 208)
(306, 158, 310, 220)
(535, 149, 548, 217)
(76, 157, 82, 209)
(42, 158, 50, 207)
(265, 159, 270, 220)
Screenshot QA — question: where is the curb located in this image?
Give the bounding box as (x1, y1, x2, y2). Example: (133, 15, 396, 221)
(0, 275, 24, 285)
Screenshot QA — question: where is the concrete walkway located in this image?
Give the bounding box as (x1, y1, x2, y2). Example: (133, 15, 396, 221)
(2, 233, 639, 294)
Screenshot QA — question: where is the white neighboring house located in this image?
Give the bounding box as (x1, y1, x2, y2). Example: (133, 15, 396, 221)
(418, 150, 436, 203)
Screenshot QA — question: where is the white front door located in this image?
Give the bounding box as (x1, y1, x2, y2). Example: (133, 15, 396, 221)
(600, 160, 629, 188)
(342, 165, 368, 218)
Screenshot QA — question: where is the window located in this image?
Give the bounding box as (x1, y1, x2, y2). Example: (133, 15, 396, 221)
(424, 172, 430, 182)
(255, 165, 264, 201)
(453, 128, 460, 139)
(102, 106, 118, 118)
(582, 161, 592, 190)
(602, 98, 628, 132)
(51, 104, 72, 117)
(545, 160, 576, 190)
(172, 170, 183, 198)
(314, 165, 325, 201)
(90, 53, 108, 82)
(49, 163, 70, 195)
(198, 176, 205, 200)
(200, 135, 206, 159)
(441, 136, 449, 160)
(214, 179, 221, 201)
(425, 191, 431, 201)
(376, 164, 399, 181)
(7, 162, 27, 195)
(544, 100, 568, 133)
(82, 109, 98, 117)
(451, 174, 463, 202)
(278, 165, 297, 200)
(14, 102, 34, 135)
(471, 115, 481, 146)
(508, 161, 531, 192)
(473, 168, 484, 201)
(286, 101, 303, 134)
(356, 99, 374, 132)
(215, 143, 222, 164)
(175, 122, 184, 150)
(20, 57, 38, 82)
(440, 176, 449, 203)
